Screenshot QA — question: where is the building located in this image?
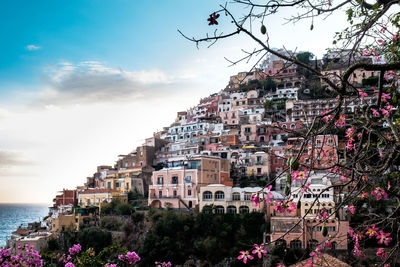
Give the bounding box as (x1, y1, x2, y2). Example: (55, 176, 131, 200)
(148, 156, 231, 209)
(78, 188, 126, 207)
(199, 184, 284, 214)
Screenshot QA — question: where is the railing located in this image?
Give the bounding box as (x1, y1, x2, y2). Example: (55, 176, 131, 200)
(150, 195, 181, 199)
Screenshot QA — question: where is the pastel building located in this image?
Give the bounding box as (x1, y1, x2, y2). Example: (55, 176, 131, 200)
(199, 184, 284, 214)
(269, 217, 349, 250)
(78, 188, 126, 207)
(148, 156, 231, 209)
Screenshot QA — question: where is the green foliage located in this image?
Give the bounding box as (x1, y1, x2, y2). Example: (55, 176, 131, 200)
(296, 52, 314, 65)
(100, 216, 121, 231)
(77, 227, 112, 253)
(262, 78, 277, 91)
(362, 76, 379, 86)
(138, 211, 265, 266)
(115, 203, 133, 215)
(131, 212, 144, 223)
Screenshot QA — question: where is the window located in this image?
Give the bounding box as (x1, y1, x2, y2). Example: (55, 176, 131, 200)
(159, 191, 162, 198)
(157, 176, 163, 185)
(327, 226, 336, 231)
(244, 193, 251, 201)
(290, 124, 295, 129)
(239, 206, 250, 214)
(290, 240, 302, 249)
(232, 192, 241, 201)
(188, 189, 192, 196)
(116, 182, 120, 187)
(173, 190, 177, 197)
(171, 176, 178, 184)
(203, 191, 212, 200)
(227, 206, 237, 214)
(215, 206, 225, 214)
(107, 182, 111, 189)
(215, 191, 225, 200)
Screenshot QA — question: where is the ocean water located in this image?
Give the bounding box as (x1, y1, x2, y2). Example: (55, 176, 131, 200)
(0, 203, 49, 248)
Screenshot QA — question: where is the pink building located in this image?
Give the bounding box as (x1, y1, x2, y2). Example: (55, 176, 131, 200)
(219, 110, 239, 125)
(148, 156, 231, 209)
(285, 135, 339, 169)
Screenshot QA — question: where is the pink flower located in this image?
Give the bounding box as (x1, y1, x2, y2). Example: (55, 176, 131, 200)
(292, 170, 308, 182)
(264, 185, 274, 203)
(155, 261, 172, 267)
(237, 250, 254, 264)
(65, 263, 75, 267)
(361, 191, 368, 199)
(366, 225, 379, 237)
(106, 264, 117, 267)
(252, 244, 267, 258)
(371, 187, 388, 200)
(372, 108, 380, 117)
(324, 241, 332, 249)
(334, 114, 346, 128)
(274, 200, 297, 214)
(345, 127, 355, 138)
(207, 12, 220, 25)
(68, 244, 81, 255)
(357, 89, 368, 98)
(362, 49, 371, 56)
(387, 181, 391, 190)
(348, 205, 355, 214)
(377, 248, 388, 259)
(301, 182, 311, 193)
(317, 208, 330, 220)
(119, 251, 141, 265)
(250, 193, 260, 207)
(377, 231, 392, 246)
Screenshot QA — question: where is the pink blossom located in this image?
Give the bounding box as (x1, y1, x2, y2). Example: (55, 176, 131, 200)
(348, 205, 355, 214)
(317, 208, 330, 220)
(118, 251, 141, 265)
(252, 244, 267, 258)
(237, 250, 254, 264)
(334, 114, 346, 128)
(372, 108, 380, 117)
(362, 49, 371, 56)
(250, 193, 260, 207)
(155, 261, 172, 267)
(68, 244, 81, 255)
(65, 263, 75, 267)
(292, 170, 308, 182)
(106, 264, 117, 267)
(377, 231, 392, 246)
(264, 185, 274, 203)
(387, 181, 391, 190)
(366, 224, 379, 237)
(345, 127, 355, 138)
(357, 89, 368, 98)
(371, 187, 388, 200)
(301, 182, 311, 193)
(377, 248, 388, 259)
(361, 191, 368, 199)
(274, 200, 297, 214)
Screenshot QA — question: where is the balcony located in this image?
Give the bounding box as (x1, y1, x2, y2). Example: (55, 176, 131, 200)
(150, 195, 181, 199)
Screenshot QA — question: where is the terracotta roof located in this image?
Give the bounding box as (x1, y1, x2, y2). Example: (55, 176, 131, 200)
(12, 228, 31, 236)
(290, 254, 351, 267)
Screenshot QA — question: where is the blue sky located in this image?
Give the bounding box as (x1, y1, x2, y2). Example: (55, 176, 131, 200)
(0, 1, 225, 96)
(0, 1, 350, 203)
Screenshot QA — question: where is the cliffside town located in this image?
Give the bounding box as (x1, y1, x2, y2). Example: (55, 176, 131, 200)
(7, 49, 380, 257)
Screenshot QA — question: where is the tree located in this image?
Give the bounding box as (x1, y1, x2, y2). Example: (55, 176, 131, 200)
(181, 0, 400, 265)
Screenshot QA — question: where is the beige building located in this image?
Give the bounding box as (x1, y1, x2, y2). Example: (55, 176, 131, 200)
(246, 151, 271, 177)
(199, 184, 283, 214)
(78, 188, 126, 207)
(7, 232, 52, 253)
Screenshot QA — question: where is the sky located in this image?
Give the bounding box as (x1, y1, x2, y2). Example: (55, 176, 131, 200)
(0, 0, 349, 204)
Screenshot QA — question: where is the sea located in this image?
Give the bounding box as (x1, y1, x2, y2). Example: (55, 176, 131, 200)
(0, 203, 49, 248)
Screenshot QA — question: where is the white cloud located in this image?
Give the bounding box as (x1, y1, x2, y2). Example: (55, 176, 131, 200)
(25, 44, 41, 51)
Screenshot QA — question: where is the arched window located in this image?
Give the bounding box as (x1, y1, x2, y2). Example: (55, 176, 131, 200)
(307, 240, 318, 250)
(259, 136, 265, 142)
(239, 206, 250, 214)
(215, 191, 225, 200)
(215, 206, 225, 214)
(290, 240, 302, 249)
(227, 206, 237, 214)
(232, 192, 241, 201)
(203, 191, 212, 201)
